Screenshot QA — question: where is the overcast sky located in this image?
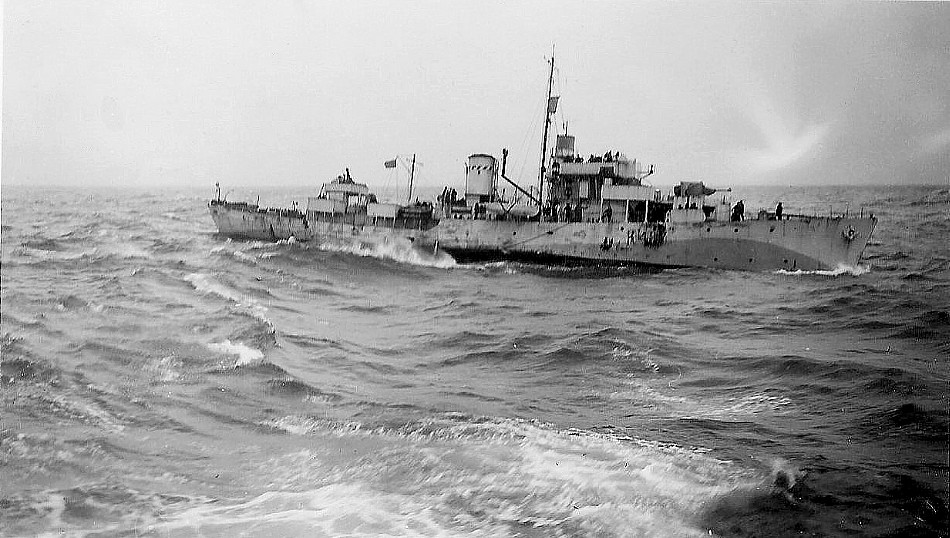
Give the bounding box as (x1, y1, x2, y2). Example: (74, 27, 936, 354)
(2, 1, 948, 191)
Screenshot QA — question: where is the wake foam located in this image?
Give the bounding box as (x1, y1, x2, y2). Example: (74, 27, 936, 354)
(314, 237, 457, 269)
(201, 414, 754, 537)
(155, 484, 456, 537)
(15, 414, 763, 536)
(776, 263, 870, 277)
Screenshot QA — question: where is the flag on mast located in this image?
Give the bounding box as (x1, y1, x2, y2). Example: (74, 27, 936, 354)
(547, 96, 559, 114)
(384, 158, 397, 169)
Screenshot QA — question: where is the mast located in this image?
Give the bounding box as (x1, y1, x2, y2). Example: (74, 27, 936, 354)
(407, 153, 417, 204)
(538, 51, 556, 213)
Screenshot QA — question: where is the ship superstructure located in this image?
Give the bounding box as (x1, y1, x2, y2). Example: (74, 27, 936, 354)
(208, 55, 876, 272)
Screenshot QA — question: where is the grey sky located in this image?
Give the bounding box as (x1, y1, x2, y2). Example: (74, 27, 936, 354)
(3, 1, 948, 191)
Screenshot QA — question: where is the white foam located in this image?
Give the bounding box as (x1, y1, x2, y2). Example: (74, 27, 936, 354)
(315, 237, 457, 269)
(207, 340, 264, 367)
(769, 458, 804, 490)
(43, 394, 126, 433)
(12, 246, 97, 262)
(153, 484, 461, 537)
(185, 272, 244, 303)
(232, 250, 259, 265)
(246, 240, 280, 251)
(152, 355, 183, 382)
(717, 393, 792, 415)
(111, 242, 151, 260)
(184, 273, 274, 331)
(611, 345, 660, 372)
(614, 378, 794, 421)
(776, 263, 870, 276)
(216, 415, 755, 537)
(263, 416, 362, 436)
(39, 415, 754, 536)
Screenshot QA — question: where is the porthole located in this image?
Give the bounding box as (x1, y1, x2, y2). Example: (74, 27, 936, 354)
(749, 258, 754, 263)
(734, 228, 739, 233)
(769, 226, 775, 233)
(512, 231, 517, 236)
(783, 258, 788, 264)
(706, 227, 711, 233)
(714, 257, 718, 262)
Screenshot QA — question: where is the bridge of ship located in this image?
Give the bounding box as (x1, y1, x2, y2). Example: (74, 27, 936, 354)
(546, 134, 733, 226)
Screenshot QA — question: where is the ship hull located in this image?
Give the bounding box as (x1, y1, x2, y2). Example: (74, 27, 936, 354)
(209, 203, 875, 271)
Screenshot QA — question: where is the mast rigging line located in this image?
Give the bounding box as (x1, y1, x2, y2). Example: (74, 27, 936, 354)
(537, 52, 556, 213)
(383, 154, 424, 203)
(513, 102, 545, 191)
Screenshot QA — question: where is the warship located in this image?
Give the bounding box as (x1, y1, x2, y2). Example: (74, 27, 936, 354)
(209, 57, 876, 272)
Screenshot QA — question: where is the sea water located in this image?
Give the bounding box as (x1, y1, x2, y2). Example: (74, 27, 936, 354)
(1, 184, 947, 537)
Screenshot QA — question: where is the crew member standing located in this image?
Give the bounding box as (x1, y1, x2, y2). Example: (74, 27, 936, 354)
(731, 200, 745, 222)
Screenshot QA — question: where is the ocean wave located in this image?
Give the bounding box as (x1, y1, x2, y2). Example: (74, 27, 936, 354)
(232, 249, 260, 265)
(0, 485, 211, 537)
(207, 339, 265, 368)
(149, 238, 188, 253)
(153, 483, 461, 537)
(262, 415, 364, 436)
(11, 245, 100, 263)
(0, 335, 57, 386)
(265, 377, 343, 403)
(701, 458, 949, 537)
(886, 309, 950, 343)
(201, 413, 758, 537)
(209, 240, 282, 266)
(184, 272, 276, 333)
(51, 294, 104, 312)
(907, 187, 950, 206)
(703, 393, 793, 418)
(103, 241, 152, 260)
(864, 402, 949, 441)
(20, 237, 65, 251)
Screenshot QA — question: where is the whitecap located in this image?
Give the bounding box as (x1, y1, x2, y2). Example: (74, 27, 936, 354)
(184, 273, 275, 332)
(207, 340, 264, 367)
(227, 414, 755, 537)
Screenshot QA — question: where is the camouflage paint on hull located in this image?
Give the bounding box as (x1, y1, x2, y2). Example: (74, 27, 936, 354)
(209, 203, 875, 272)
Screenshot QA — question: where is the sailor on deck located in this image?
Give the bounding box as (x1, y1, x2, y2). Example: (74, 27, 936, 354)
(731, 200, 745, 222)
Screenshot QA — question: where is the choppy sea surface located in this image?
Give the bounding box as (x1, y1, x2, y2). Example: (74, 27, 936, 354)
(1, 184, 948, 537)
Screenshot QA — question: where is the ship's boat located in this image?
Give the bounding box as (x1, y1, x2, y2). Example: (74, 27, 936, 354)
(208, 57, 877, 272)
